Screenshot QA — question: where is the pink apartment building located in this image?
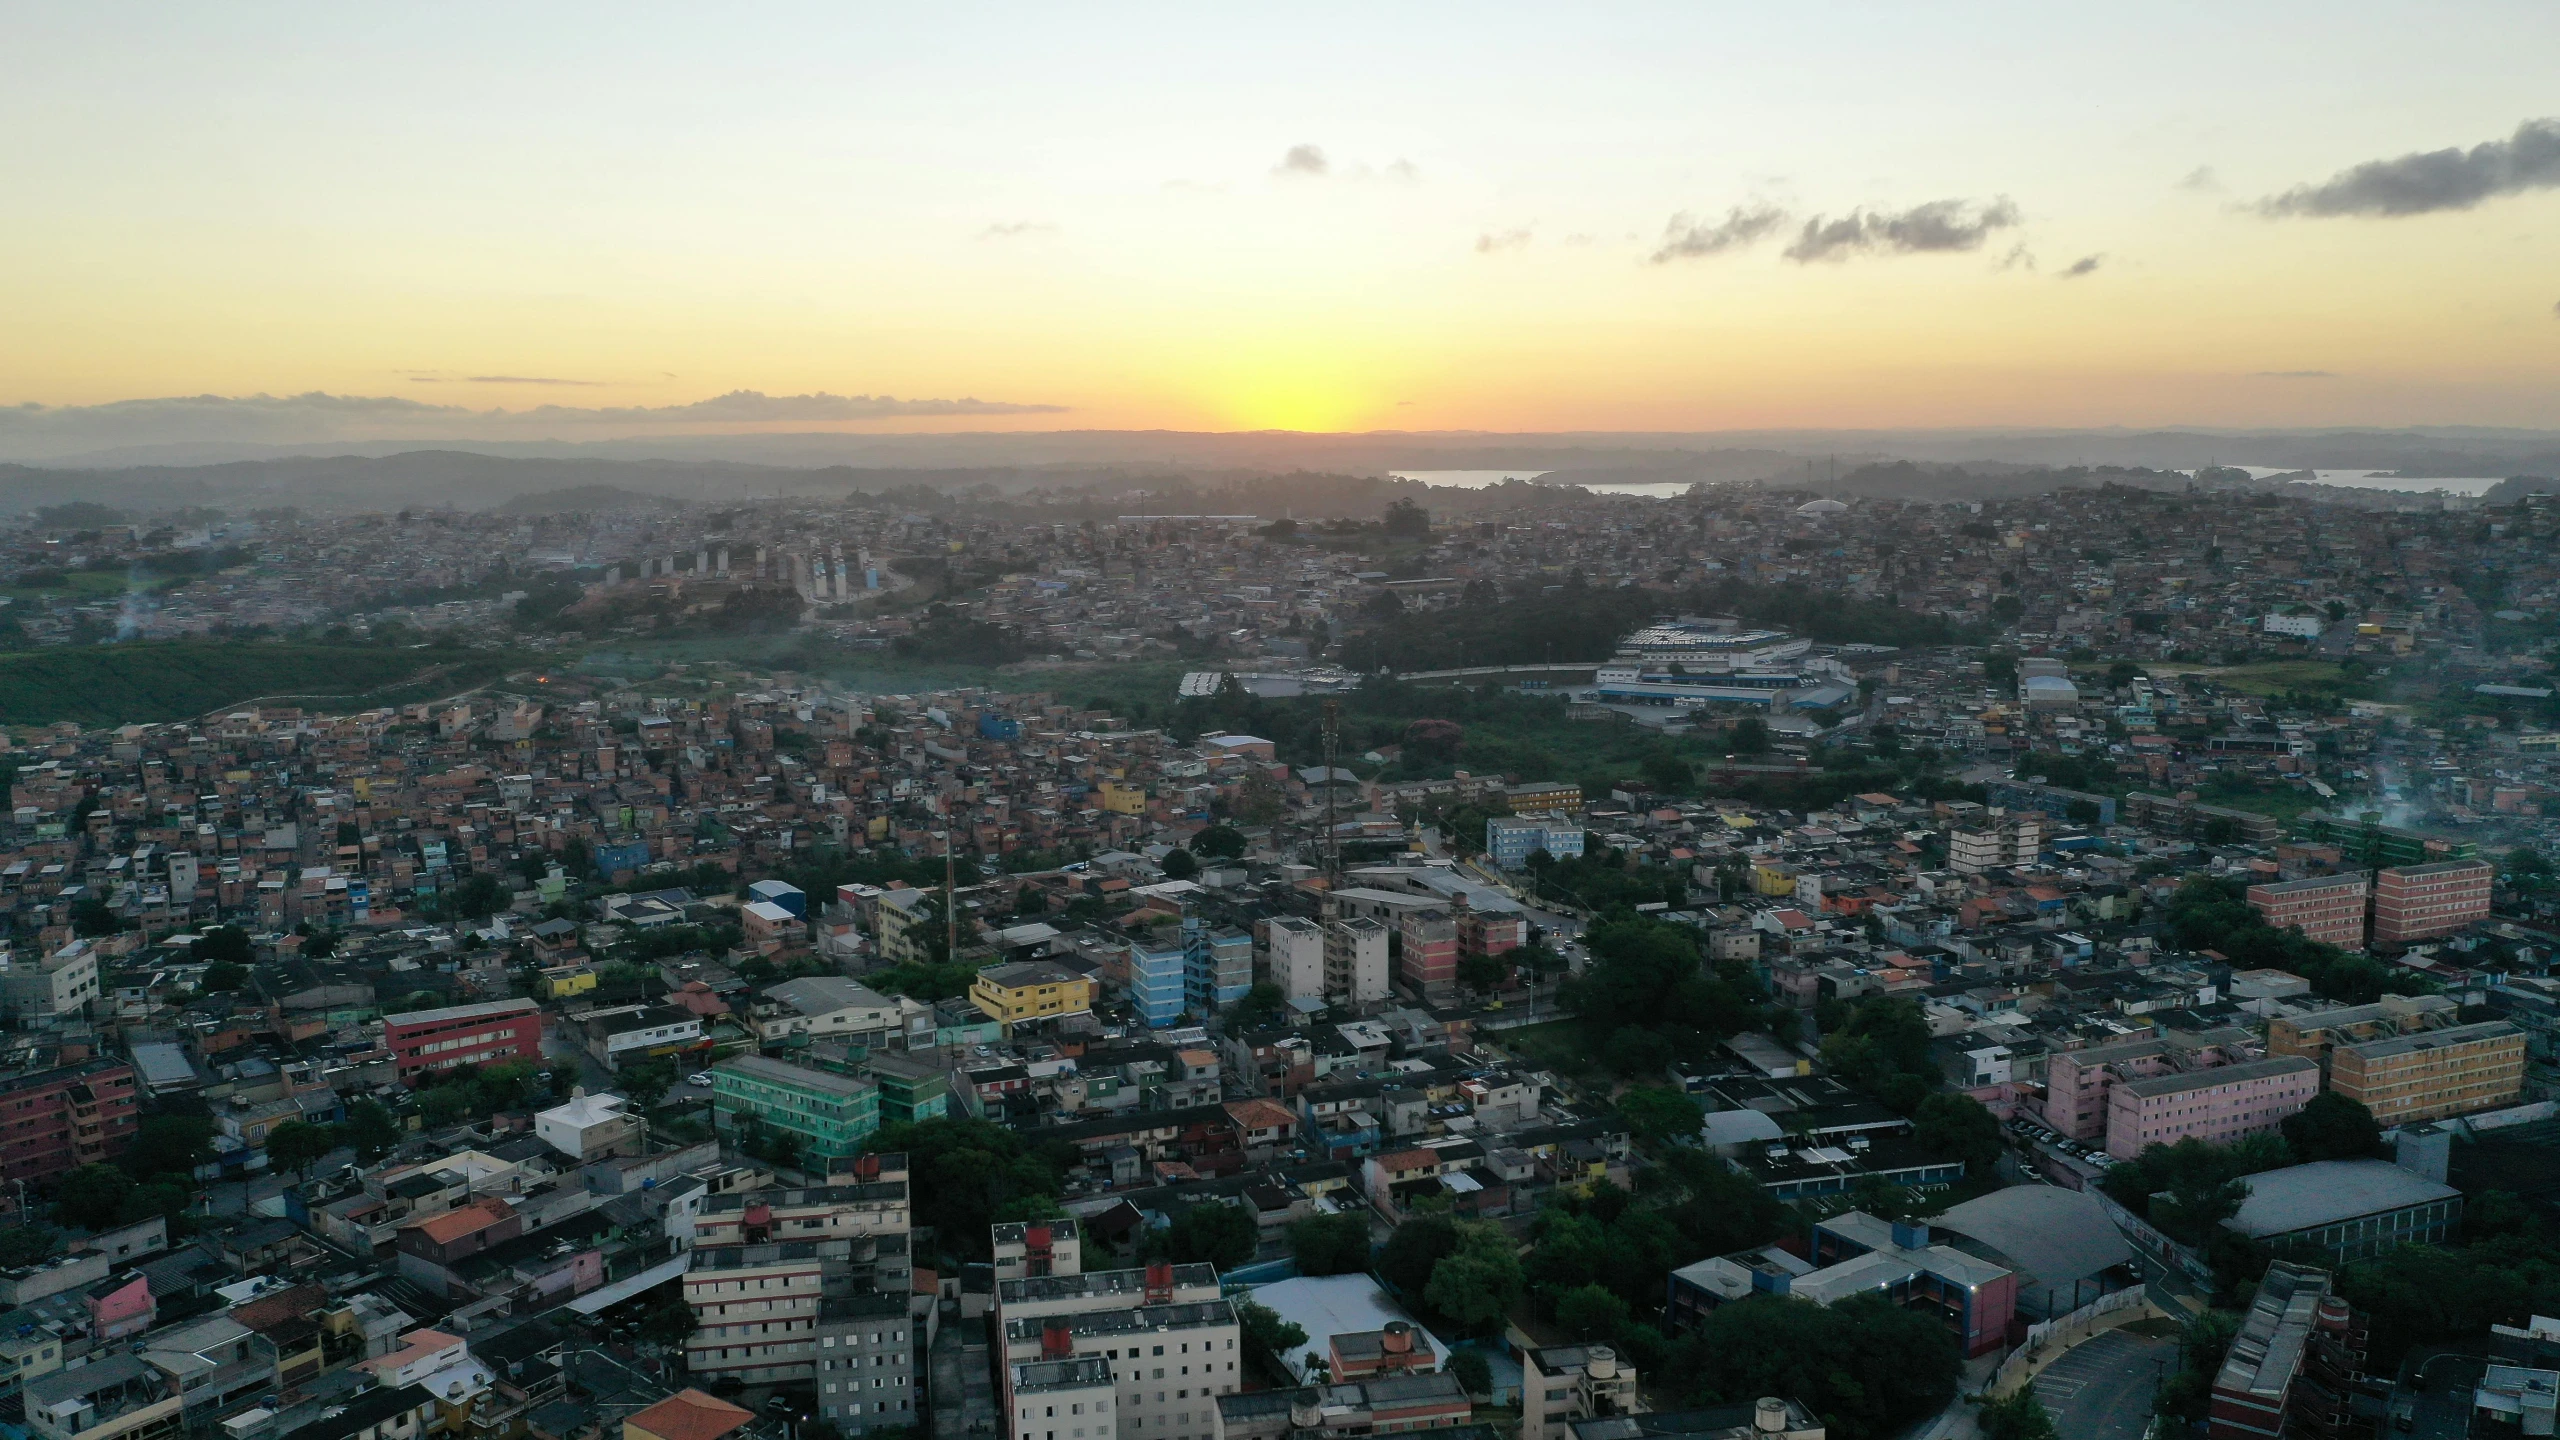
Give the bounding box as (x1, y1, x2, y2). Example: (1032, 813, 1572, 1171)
(2104, 1055, 2321, 1159)
(2246, 874, 2369, 949)
(2040, 1028, 2249, 1141)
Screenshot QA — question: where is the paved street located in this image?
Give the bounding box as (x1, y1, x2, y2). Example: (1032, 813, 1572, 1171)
(2033, 1331, 2173, 1440)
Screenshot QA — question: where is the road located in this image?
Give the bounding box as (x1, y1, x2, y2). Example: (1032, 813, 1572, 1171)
(2033, 1330, 2172, 1440)
(2399, 1350, 2487, 1440)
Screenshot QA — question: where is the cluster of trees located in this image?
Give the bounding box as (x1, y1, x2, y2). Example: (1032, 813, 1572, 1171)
(890, 607, 1031, 665)
(262, 1097, 405, 1176)
(867, 1118, 1071, 1263)
(2162, 877, 2427, 1004)
(410, 1058, 581, 1128)
(1374, 1214, 1527, 1338)
(1559, 917, 1767, 1076)
(1525, 845, 1689, 916)
(1663, 1293, 1964, 1440)
(0, 640, 508, 729)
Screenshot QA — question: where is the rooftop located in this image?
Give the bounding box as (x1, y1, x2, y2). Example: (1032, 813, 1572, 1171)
(2228, 1160, 2463, 1239)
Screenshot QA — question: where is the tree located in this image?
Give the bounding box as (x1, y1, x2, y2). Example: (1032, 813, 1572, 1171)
(1149, 1201, 1259, 1271)
(869, 1117, 1066, 1261)
(1555, 1283, 1631, 1340)
(1669, 1293, 1961, 1440)
(639, 1294, 699, 1345)
(1382, 498, 1431, 538)
(620, 1060, 679, 1109)
(71, 897, 124, 937)
(56, 1165, 136, 1227)
(1228, 981, 1288, 1031)
(1457, 949, 1511, 995)
(0, 1226, 62, 1268)
(1192, 825, 1248, 860)
(1913, 1093, 2003, 1172)
(1377, 1213, 1459, 1298)
(1425, 1224, 1526, 1336)
(1447, 1350, 1493, 1398)
(1160, 848, 1200, 881)
(264, 1120, 338, 1177)
(1613, 1088, 1704, 1147)
(1641, 751, 1691, 795)
(1289, 1212, 1371, 1277)
(1236, 1299, 1308, 1363)
(123, 1114, 215, 1181)
(1978, 1385, 2058, 1440)
(1727, 717, 1769, 756)
(201, 962, 250, 993)
(192, 926, 255, 967)
(342, 1098, 403, 1163)
(2281, 1092, 2383, 1162)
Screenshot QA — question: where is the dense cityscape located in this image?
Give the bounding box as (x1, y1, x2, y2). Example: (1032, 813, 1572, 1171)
(0, 464, 2554, 1440)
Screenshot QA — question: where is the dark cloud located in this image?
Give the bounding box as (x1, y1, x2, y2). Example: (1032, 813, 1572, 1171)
(1781, 197, 2021, 262)
(1648, 205, 1788, 263)
(1273, 144, 1328, 177)
(2257, 118, 2560, 217)
(2176, 166, 2221, 193)
(465, 375, 612, 385)
(979, 221, 1059, 240)
(2059, 254, 2103, 278)
(1475, 228, 1532, 255)
(1998, 243, 2037, 273)
(2252, 370, 2338, 379)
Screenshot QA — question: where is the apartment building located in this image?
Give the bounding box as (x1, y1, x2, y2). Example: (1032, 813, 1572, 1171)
(2105, 1056, 2321, 1159)
(2370, 860, 2493, 950)
(382, 999, 544, 1081)
(1325, 919, 1390, 1006)
(1216, 1375, 1477, 1440)
(1124, 935, 1187, 1028)
(1949, 815, 2041, 876)
(682, 1242, 834, 1385)
(1266, 917, 1326, 1004)
(972, 961, 1098, 1031)
(2267, 995, 2460, 1071)
(815, 1292, 916, 1435)
(1002, 1300, 1243, 1440)
(2245, 874, 2369, 949)
(2039, 1029, 2250, 1143)
(994, 1261, 1222, 1325)
(1395, 909, 1458, 1000)
(1522, 1345, 1641, 1440)
(2208, 1264, 2366, 1440)
(1184, 923, 1252, 1016)
(0, 1058, 140, 1184)
(993, 1220, 1083, 1284)
(2329, 1021, 2527, 1125)
(708, 1055, 881, 1166)
(1007, 1356, 1117, 1440)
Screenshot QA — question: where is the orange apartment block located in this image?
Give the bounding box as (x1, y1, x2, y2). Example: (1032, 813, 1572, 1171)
(2246, 873, 2369, 949)
(2371, 860, 2493, 949)
(2330, 1019, 2527, 1124)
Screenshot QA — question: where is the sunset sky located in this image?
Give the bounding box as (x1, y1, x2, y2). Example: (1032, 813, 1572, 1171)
(7, 3, 2560, 438)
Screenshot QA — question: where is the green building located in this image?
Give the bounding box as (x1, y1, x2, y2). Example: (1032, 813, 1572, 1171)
(710, 1054, 880, 1165)
(866, 1053, 951, 1127)
(2299, 810, 2480, 867)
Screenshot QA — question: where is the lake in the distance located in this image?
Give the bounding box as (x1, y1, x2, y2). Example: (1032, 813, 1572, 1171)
(1390, 469, 1696, 497)
(2222, 466, 2510, 497)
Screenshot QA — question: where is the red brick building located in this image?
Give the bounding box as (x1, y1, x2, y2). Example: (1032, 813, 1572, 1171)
(2371, 860, 2493, 949)
(2246, 874, 2369, 949)
(382, 997, 545, 1080)
(0, 1058, 140, 1187)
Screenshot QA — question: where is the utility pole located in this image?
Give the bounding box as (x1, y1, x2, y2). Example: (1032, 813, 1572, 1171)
(942, 828, 958, 961)
(1322, 699, 1341, 887)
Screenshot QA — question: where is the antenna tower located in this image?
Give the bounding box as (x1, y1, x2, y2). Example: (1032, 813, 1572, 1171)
(1322, 698, 1342, 885)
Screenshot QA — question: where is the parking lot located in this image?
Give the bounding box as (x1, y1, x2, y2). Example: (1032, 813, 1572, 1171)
(2030, 1329, 2172, 1440)
(2009, 1114, 2117, 1171)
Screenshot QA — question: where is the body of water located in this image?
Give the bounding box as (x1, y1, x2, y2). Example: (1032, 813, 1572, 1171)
(1389, 469, 1696, 497)
(2219, 465, 2510, 497)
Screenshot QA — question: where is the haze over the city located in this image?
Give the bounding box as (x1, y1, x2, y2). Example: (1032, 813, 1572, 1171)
(8, 2, 2560, 455)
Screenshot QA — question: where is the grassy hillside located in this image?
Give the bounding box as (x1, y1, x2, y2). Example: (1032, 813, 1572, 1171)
(0, 641, 520, 728)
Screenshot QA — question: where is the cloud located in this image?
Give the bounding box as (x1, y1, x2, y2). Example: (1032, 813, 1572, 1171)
(1273, 144, 1328, 177)
(2176, 166, 2221, 193)
(465, 375, 613, 386)
(1782, 197, 2021, 262)
(0, 388, 1068, 460)
(2257, 117, 2560, 217)
(979, 221, 1059, 240)
(1475, 228, 1532, 255)
(1385, 159, 1421, 184)
(1998, 243, 2037, 273)
(2252, 370, 2338, 379)
(1648, 205, 1788, 263)
(2059, 254, 2103, 278)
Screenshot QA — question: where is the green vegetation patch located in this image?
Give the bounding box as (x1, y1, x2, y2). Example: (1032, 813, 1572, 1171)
(0, 640, 519, 727)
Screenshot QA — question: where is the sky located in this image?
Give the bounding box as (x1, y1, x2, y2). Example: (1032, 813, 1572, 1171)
(5, 2, 2560, 441)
